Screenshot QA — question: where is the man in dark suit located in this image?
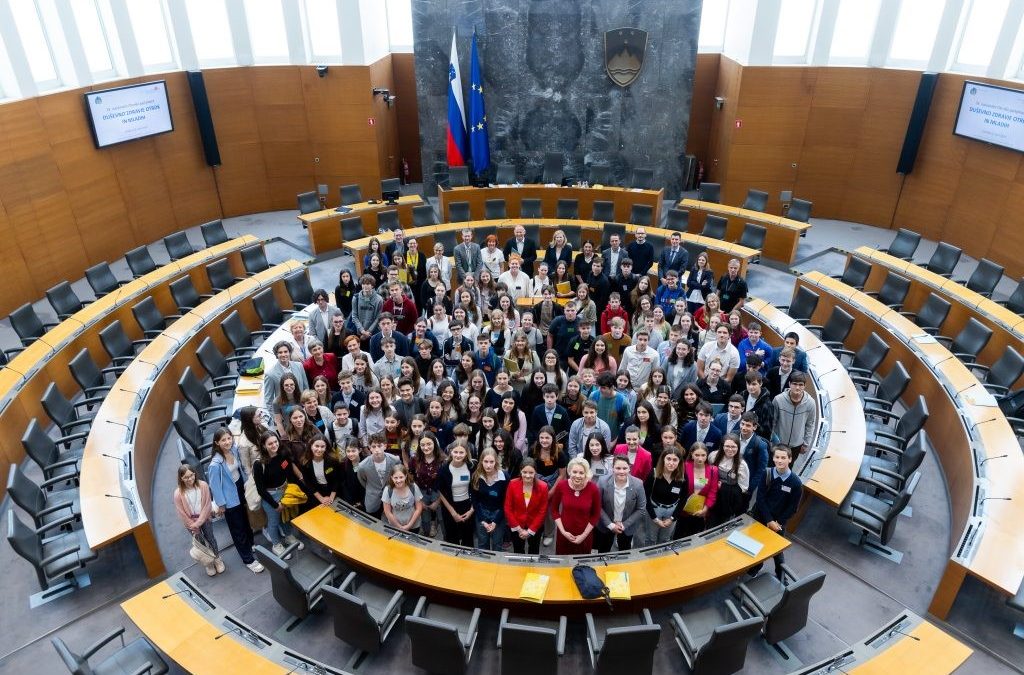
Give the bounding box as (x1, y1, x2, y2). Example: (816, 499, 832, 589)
(657, 231, 689, 281)
(680, 402, 723, 451)
(528, 383, 570, 445)
(738, 412, 769, 509)
(626, 228, 655, 277)
(330, 371, 366, 423)
(384, 227, 406, 262)
(769, 332, 809, 372)
(602, 233, 627, 280)
(369, 313, 411, 361)
(713, 395, 745, 437)
(502, 224, 538, 276)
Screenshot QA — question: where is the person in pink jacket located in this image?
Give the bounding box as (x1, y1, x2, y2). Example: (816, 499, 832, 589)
(173, 464, 223, 576)
(676, 442, 719, 538)
(612, 425, 653, 482)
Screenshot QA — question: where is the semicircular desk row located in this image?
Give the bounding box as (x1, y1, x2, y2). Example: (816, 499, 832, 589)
(79, 260, 305, 578)
(794, 271, 1024, 621)
(0, 235, 260, 500)
(847, 246, 1024, 389)
(677, 198, 812, 265)
(119, 572, 972, 675)
(342, 219, 760, 281)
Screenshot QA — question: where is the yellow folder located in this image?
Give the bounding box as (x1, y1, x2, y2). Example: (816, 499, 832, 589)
(519, 573, 550, 603)
(605, 571, 631, 600)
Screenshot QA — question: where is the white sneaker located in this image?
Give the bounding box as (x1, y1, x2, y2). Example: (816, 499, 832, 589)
(214, 558, 225, 574)
(205, 564, 217, 577)
(246, 560, 265, 574)
(542, 537, 553, 547)
(271, 542, 287, 557)
(284, 535, 305, 550)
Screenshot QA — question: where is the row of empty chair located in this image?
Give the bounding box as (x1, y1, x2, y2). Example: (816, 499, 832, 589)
(297, 177, 405, 215)
(434, 153, 656, 191)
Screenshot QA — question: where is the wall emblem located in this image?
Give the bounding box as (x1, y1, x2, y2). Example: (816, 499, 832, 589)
(604, 28, 647, 87)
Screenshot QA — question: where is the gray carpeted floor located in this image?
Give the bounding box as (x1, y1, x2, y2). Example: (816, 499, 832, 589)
(1, 188, 1021, 674)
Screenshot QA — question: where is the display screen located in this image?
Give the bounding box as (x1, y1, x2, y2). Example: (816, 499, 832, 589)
(953, 80, 1024, 153)
(84, 80, 174, 149)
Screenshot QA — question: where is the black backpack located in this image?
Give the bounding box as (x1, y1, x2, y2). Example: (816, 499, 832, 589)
(572, 563, 612, 607)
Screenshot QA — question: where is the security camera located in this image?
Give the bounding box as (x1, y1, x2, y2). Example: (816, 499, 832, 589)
(714, 96, 725, 110)
(316, 66, 328, 78)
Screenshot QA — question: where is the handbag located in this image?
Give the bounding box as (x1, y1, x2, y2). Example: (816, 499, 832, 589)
(572, 563, 612, 607)
(244, 474, 262, 511)
(240, 356, 264, 376)
(189, 531, 217, 566)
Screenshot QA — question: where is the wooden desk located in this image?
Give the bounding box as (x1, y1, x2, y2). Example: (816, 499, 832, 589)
(293, 505, 788, 609)
(122, 574, 344, 674)
(0, 236, 258, 501)
(299, 195, 424, 255)
(80, 262, 303, 578)
(438, 184, 664, 226)
(795, 611, 971, 675)
(851, 247, 1024, 388)
(741, 299, 866, 516)
(678, 198, 811, 264)
(795, 271, 1024, 620)
(343, 219, 758, 280)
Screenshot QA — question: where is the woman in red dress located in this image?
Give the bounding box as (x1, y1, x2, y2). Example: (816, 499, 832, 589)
(548, 457, 602, 555)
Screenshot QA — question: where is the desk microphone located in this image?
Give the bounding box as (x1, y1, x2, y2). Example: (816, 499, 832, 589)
(161, 588, 194, 600)
(979, 454, 1008, 467)
(930, 354, 956, 367)
(979, 496, 1012, 505)
(887, 627, 921, 642)
(105, 493, 134, 504)
(118, 388, 138, 395)
(816, 367, 839, 379)
(136, 359, 160, 368)
(807, 455, 832, 466)
(101, 453, 128, 470)
(954, 381, 977, 396)
(820, 429, 846, 435)
(213, 626, 239, 641)
(106, 420, 132, 430)
(825, 394, 846, 406)
(970, 418, 999, 432)
(807, 344, 826, 352)
(0, 364, 25, 378)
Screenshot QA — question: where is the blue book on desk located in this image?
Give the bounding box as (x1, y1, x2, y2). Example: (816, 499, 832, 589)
(726, 530, 764, 557)
(334, 206, 352, 214)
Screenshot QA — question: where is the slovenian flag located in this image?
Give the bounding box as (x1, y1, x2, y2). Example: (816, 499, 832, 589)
(468, 32, 490, 175)
(446, 31, 468, 167)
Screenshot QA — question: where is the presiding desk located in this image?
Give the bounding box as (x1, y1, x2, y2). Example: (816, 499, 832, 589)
(794, 611, 971, 675)
(343, 219, 759, 281)
(850, 246, 1024, 387)
(741, 299, 866, 522)
(80, 261, 303, 578)
(293, 503, 787, 612)
(122, 573, 347, 674)
(438, 184, 664, 226)
(299, 195, 424, 255)
(0, 236, 258, 501)
(795, 271, 1024, 620)
(678, 198, 811, 265)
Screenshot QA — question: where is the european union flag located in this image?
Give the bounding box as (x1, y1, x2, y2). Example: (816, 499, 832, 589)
(468, 33, 490, 175)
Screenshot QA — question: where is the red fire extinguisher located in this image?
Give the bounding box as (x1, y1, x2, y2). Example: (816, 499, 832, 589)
(402, 158, 410, 185)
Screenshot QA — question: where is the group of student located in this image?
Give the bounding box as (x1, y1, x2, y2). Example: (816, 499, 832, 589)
(173, 224, 812, 573)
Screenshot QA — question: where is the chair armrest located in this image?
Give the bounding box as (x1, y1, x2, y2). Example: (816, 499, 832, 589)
(778, 563, 799, 584)
(497, 608, 509, 649)
(862, 466, 904, 484)
(863, 291, 879, 298)
(874, 430, 905, 445)
(197, 417, 231, 433)
(967, 363, 991, 377)
(822, 340, 845, 350)
(865, 441, 903, 458)
(938, 272, 953, 279)
(952, 352, 977, 364)
(39, 474, 79, 490)
(831, 348, 855, 360)
(209, 382, 236, 394)
(127, 663, 155, 675)
(640, 608, 654, 625)
(141, 329, 164, 339)
(40, 544, 81, 569)
(862, 397, 892, 410)
(36, 501, 77, 519)
(733, 581, 771, 617)
(724, 599, 745, 623)
(984, 383, 1010, 397)
(109, 355, 135, 366)
(45, 458, 82, 472)
(224, 354, 252, 364)
(850, 375, 880, 389)
(556, 616, 568, 656)
(380, 589, 405, 628)
(670, 613, 699, 654)
(307, 563, 338, 596)
(465, 608, 481, 645)
(59, 418, 93, 434)
(933, 335, 953, 348)
(251, 330, 274, 338)
(412, 595, 428, 617)
(56, 430, 90, 447)
(847, 366, 874, 378)
(849, 501, 889, 523)
(586, 613, 600, 654)
(3, 347, 25, 358)
(865, 408, 901, 424)
(337, 571, 357, 593)
(130, 339, 153, 350)
(99, 365, 124, 376)
(83, 627, 126, 658)
(73, 396, 106, 410)
(211, 375, 239, 385)
(280, 541, 301, 559)
(260, 322, 283, 331)
(198, 404, 229, 419)
(804, 324, 823, 334)
(854, 476, 900, 499)
(83, 384, 112, 397)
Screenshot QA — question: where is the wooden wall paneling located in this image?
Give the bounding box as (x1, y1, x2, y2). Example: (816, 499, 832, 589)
(686, 53, 720, 161)
(992, 182, 1024, 278)
(391, 52, 423, 182)
(706, 56, 743, 184)
(109, 139, 178, 245)
(213, 143, 273, 217)
(370, 57, 400, 186)
(0, 201, 35, 315)
(252, 67, 315, 210)
(736, 66, 817, 108)
(942, 170, 1008, 260)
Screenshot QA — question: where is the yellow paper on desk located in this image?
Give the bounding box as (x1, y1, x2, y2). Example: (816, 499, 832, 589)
(519, 573, 550, 603)
(236, 377, 263, 393)
(683, 494, 705, 515)
(556, 281, 572, 295)
(605, 571, 630, 600)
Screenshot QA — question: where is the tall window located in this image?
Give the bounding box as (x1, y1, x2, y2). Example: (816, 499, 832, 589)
(304, 0, 341, 62)
(698, 0, 729, 52)
(70, 0, 116, 77)
(9, 0, 60, 88)
(888, 0, 945, 66)
(774, 0, 819, 63)
(244, 0, 289, 63)
(386, 0, 413, 51)
(125, 0, 176, 72)
(829, 0, 880, 64)
(953, 0, 1009, 72)
(185, 0, 235, 65)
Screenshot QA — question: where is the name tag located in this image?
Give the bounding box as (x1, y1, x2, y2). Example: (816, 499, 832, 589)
(554, 413, 562, 420)
(459, 475, 469, 481)
(781, 485, 791, 493)
(670, 486, 681, 494)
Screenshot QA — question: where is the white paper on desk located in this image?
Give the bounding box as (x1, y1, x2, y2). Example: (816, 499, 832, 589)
(964, 389, 998, 407)
(545, 183, 558, 187)
(910, 333, 937, 344)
